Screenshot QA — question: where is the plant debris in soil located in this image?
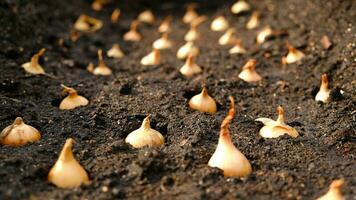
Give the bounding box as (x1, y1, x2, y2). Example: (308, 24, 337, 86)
(0, 0, 355, 199)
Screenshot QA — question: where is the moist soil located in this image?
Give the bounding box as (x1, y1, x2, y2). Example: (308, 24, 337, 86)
(0, 0, 355, 199)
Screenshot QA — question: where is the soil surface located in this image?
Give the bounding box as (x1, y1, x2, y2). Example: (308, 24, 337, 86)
(0, 0, 355, 199)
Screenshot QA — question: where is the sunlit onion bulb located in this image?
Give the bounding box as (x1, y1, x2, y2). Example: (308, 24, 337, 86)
(315, 74, 331, 103)
(137, 10, 155, 24)
(189, 86, 217, 113)
(59, 85, 89, 110)
(179, 54, 202, 77)
(238, 59, 262, 82)
(185, 27, 199, 42)
(158, 16, 172, 33)
(219, 28, 236, 45)
(255, 106, 299, 138)
(208, 96, 252, 177)
(48, 138, 89, 188)
(316, 179, 345, 200)
(123, 20, 142, 42)
(246, 11, 259, 29)
(125, 115, 164, 148)
(231, 0, 251, 14)
(229, 40, 247, 54)
(74, 15, 103, 32)
(211, 16, 229, 32)
(177, 42, 199, 59)
(153, 33, 173, 50)
(283, 43, 305, 64)
(141, 48, 160, 66)
(183, 4, 198, 24)
(256, 26, 273, 44)
(93, 49, 112, 76)
(21, 48, 46, 75)
(111, 9, 121, 23)
(0, 117, 41, 147)
(107, 44, 124, 59)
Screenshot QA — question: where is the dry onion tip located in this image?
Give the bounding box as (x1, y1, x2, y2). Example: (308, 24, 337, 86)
(107, 44, 124, 59)
(179, 54, 202, 77)
(125, 115, 164, 148)
(282, 43, 305, 64)
(141, 48, 160, 66)
(153, 32, 173, 50)
(137, 10, 155, 24)
(21, 48, 46, 75)
(256, 26, 273, 44)
(219, 28, 237, 46)
(74, 15, 103, 32)
(123, 20, 142, 42)
(229, 40, 247, 54)
(91, 49, 112, 76)
(238, 59, 262, 82)
(59, 84, 89, 110)
(211, 16, 229, 32)
(111, 8, 121, 23)
(183, 3, 198, 24)
(315, 74, 331, 103)
(48, 138, 90, 188)
(255, 106, 299, 138)
(0, 117, 41, 147)
(316, 179, 345, 200)
(177, 41, 199, 60)
(231, 0, 251, 14)
(158, 16, 173, 33)
(92, 0, 110, 11)
(208, 96, 252, 177)
(246, 11, 260, 29)
(189, 86, 217, 114)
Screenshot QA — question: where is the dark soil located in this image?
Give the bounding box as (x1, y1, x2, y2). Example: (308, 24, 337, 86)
(0, 0, 355, 199)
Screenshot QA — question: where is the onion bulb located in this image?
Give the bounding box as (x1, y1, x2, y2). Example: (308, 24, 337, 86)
(208, 96, 252, 177)
(21, 48, 46, 75)
(229, 40, 247, 54)
(48, 138, 89, 188)
(255, 106, 299, 138)
(189, 86, 217, 114)
(219, 28, 236, 46)
(93, 49, 112, 76)
(141, 48, 160, 66)
(137, 10, 155, 24)
(177, 42, 199, 59)
(158, 16, 172, 33)
(238, 59, 262, 82)
(123, 20, 142, 42)
(246, 11, 259, 29)
(211, 16, 229, 32)
(231, 0, 251, 14)
(316, 179, 345, 200)
(0, 117, 41, 147)
(256, 26, 273, 44)
(183, 4, 198, 24)
(107, 44, 124, 59)
(153, 33, 173, 50)
(185, 27, 199, 42)
(74, 15, 103, 32)
(282, 43, 305, 64)
(315, 74, 331, 103)
(179, 54, 202, 77)
(59, 85, 89, 110)
(125, 115, 164, 148)
(111, 9, 120, 23)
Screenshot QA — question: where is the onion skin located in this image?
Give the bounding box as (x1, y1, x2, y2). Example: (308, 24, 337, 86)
(125, 115, 164, 148)
(238, 59, 262, 83)
(316, 179, 345, 200)
(208, 96, 252, 177)
(189, 87, 217, 114)
(0, 117, 41, 147)
(21, 48, 46, 75)
(315, 74, 330, 103)
(48, 138, 89, 188)
(59, 85, 89, 110)
(211, 16, 229, 32)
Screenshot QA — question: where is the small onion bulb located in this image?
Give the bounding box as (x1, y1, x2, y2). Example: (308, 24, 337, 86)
(189, 86, 217, 114)
(59, 85, 89, 110)
(21, 48, 46, 75)
(315, 74, 331, 103)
